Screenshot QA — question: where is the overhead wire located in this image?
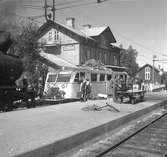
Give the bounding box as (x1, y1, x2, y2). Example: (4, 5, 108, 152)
(15, 13, 44, 24)
(22, 0, 166, 61)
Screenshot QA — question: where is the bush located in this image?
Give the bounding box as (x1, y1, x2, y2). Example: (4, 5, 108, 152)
(44, 87, 65, 99)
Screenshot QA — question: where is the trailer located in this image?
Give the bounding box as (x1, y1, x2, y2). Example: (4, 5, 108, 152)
(117, 89, 146, 104)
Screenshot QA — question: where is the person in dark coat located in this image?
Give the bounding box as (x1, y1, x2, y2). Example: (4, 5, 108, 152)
(80, 76, 86, 101)
(85, 78, 91, 101)
(109, 77, 119, 102)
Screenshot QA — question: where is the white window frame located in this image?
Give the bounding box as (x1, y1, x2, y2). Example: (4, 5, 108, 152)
(114, 56, 118, 65)
(145, 67, 150, 80)
(54, 30, 59, 41)
(48, 31, 52, 41)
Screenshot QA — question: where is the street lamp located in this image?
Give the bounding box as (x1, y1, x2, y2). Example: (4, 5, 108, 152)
(152, 55, 157, 85)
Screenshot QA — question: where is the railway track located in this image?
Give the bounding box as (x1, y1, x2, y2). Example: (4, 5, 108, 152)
(99, 112, 167, 157)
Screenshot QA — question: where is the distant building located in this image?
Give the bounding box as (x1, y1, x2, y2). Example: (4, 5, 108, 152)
(37, 18, 122, 68)
(136, 64, 161, 85)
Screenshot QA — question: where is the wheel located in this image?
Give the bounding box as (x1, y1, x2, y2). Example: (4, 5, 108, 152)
(131, 98, 136, 104)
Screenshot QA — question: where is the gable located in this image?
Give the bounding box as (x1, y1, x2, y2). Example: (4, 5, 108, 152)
(101, 27, 116, 43)
(138, 64, 159, 73)
(38, 28, 78, 45)
(37, 20, 96, 46)
(81, 26, 116, 44)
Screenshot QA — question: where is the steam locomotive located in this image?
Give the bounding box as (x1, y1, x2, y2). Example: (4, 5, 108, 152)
(0, 31, 35, 111)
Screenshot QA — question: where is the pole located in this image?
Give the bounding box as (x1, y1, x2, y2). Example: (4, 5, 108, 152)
(52, 0, 56, 22)
(44, 0, 48, 21)
(152, 55, 156, 86)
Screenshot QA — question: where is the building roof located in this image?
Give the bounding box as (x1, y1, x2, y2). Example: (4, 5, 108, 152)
(36, 20, 96, 43)
(80, 26, 107, 36)
(138, 64, 160, 73)
(37, 20, 116, 44)
(80, 26, 116, 43)
(39, 49, 77, 69)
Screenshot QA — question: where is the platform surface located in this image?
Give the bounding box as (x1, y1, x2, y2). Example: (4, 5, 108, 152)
(0, 91, 167, 157)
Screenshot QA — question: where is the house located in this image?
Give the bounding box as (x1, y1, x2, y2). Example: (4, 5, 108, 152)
(37, 18, 122, 68)
(136, 64, 161, 85)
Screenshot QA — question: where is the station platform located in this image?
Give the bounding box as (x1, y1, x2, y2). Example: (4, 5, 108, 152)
(0, 92, 167, 157)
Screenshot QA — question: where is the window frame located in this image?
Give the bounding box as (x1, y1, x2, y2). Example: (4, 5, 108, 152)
(91, 73, 98, 82)
(100, 74, 105, 82)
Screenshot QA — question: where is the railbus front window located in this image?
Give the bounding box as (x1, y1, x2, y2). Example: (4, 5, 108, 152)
(100, 74, 105, 81)
(80, 72, 85, 78)
(57, 74, 71, 82)
(47, 74, 57, 82)
(91, 73, 97, 82)
(107, 74, 112, 81)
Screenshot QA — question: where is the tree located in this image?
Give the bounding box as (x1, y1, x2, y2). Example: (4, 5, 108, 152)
(120, 45, 139, 77)
(9, 21, 48, 95)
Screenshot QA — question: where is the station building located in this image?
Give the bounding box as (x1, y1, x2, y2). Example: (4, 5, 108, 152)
(136, 64, 161, 84)
(136, 64, 163, 91)
(37, 18, 122, 68)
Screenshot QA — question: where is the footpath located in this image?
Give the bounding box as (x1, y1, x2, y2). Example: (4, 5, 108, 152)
(0, 91, 167, 157)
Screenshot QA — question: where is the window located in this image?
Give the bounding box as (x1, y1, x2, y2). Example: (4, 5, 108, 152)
(104, 52, 107, 64)
(91, 73, 97, 82)
(85, 48, 91, 60)
(114, 56, 118, 65)
(48, 31, 52, 41)
(57, 74, 71, 82)
(74, 73, 79, 82)
(145, 67, 150, 80)
(107, 74, 112, 81)
(54, 30, 59, 41)
(100, 74, 105, 81)
(80, 72, 85, 78)
(47, 74, 57, 82)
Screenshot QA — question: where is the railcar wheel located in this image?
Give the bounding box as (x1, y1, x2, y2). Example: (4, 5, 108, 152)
(131, 98, 136, 104)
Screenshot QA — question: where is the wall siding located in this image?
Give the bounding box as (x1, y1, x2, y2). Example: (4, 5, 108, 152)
(60, 43, 80, 65)
(137, 66, 161, 84)
(39, 27, 120, 67)
(79, 44, 120, 66)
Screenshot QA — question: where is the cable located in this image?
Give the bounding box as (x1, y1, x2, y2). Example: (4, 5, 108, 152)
(28, 15, 45, 19)
(15, 13, 44, 24)
(55, 0, 93, 7)
(22, 5, 44, 10)
(22, 0, 166, 60)
(55, 1, 97, 10)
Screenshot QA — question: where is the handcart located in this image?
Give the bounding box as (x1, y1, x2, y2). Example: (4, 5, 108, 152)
(117, 89, 146, 104)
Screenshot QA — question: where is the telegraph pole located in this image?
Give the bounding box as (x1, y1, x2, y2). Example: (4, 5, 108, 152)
(44, 0, 48, 21)
(52, 0, 56, 22)
(44, 0, 56, 22)
(152, 55, 157, 86)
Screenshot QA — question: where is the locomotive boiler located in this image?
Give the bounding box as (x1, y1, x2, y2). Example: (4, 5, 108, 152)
(0, 31, 35, 111)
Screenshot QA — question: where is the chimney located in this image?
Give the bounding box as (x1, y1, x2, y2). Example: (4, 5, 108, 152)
(66, 17, 75, 28)
(83, 24, 92, 29)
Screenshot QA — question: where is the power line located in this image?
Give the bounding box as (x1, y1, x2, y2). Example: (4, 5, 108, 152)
(15, 13, 44, 24)
(22, 0, 166, 60)
(22, 5, 44, 10)
(55, 1, 96, 10)
(28, 15, 45, 19)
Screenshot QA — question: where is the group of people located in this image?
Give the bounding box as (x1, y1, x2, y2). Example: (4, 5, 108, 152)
(80, 77, 91, 102)
(79, 76, 127, 102)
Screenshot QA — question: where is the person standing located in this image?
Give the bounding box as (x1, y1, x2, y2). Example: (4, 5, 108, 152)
(80, 76, 86, 101)
(85, 78, 91, 101)
(109, 77, 118, 102)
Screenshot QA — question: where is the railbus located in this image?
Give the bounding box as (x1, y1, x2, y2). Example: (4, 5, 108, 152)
(44, 66, 128, 99)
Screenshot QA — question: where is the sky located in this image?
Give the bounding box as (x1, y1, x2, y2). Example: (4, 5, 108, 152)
(1, 0, 167, 70)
